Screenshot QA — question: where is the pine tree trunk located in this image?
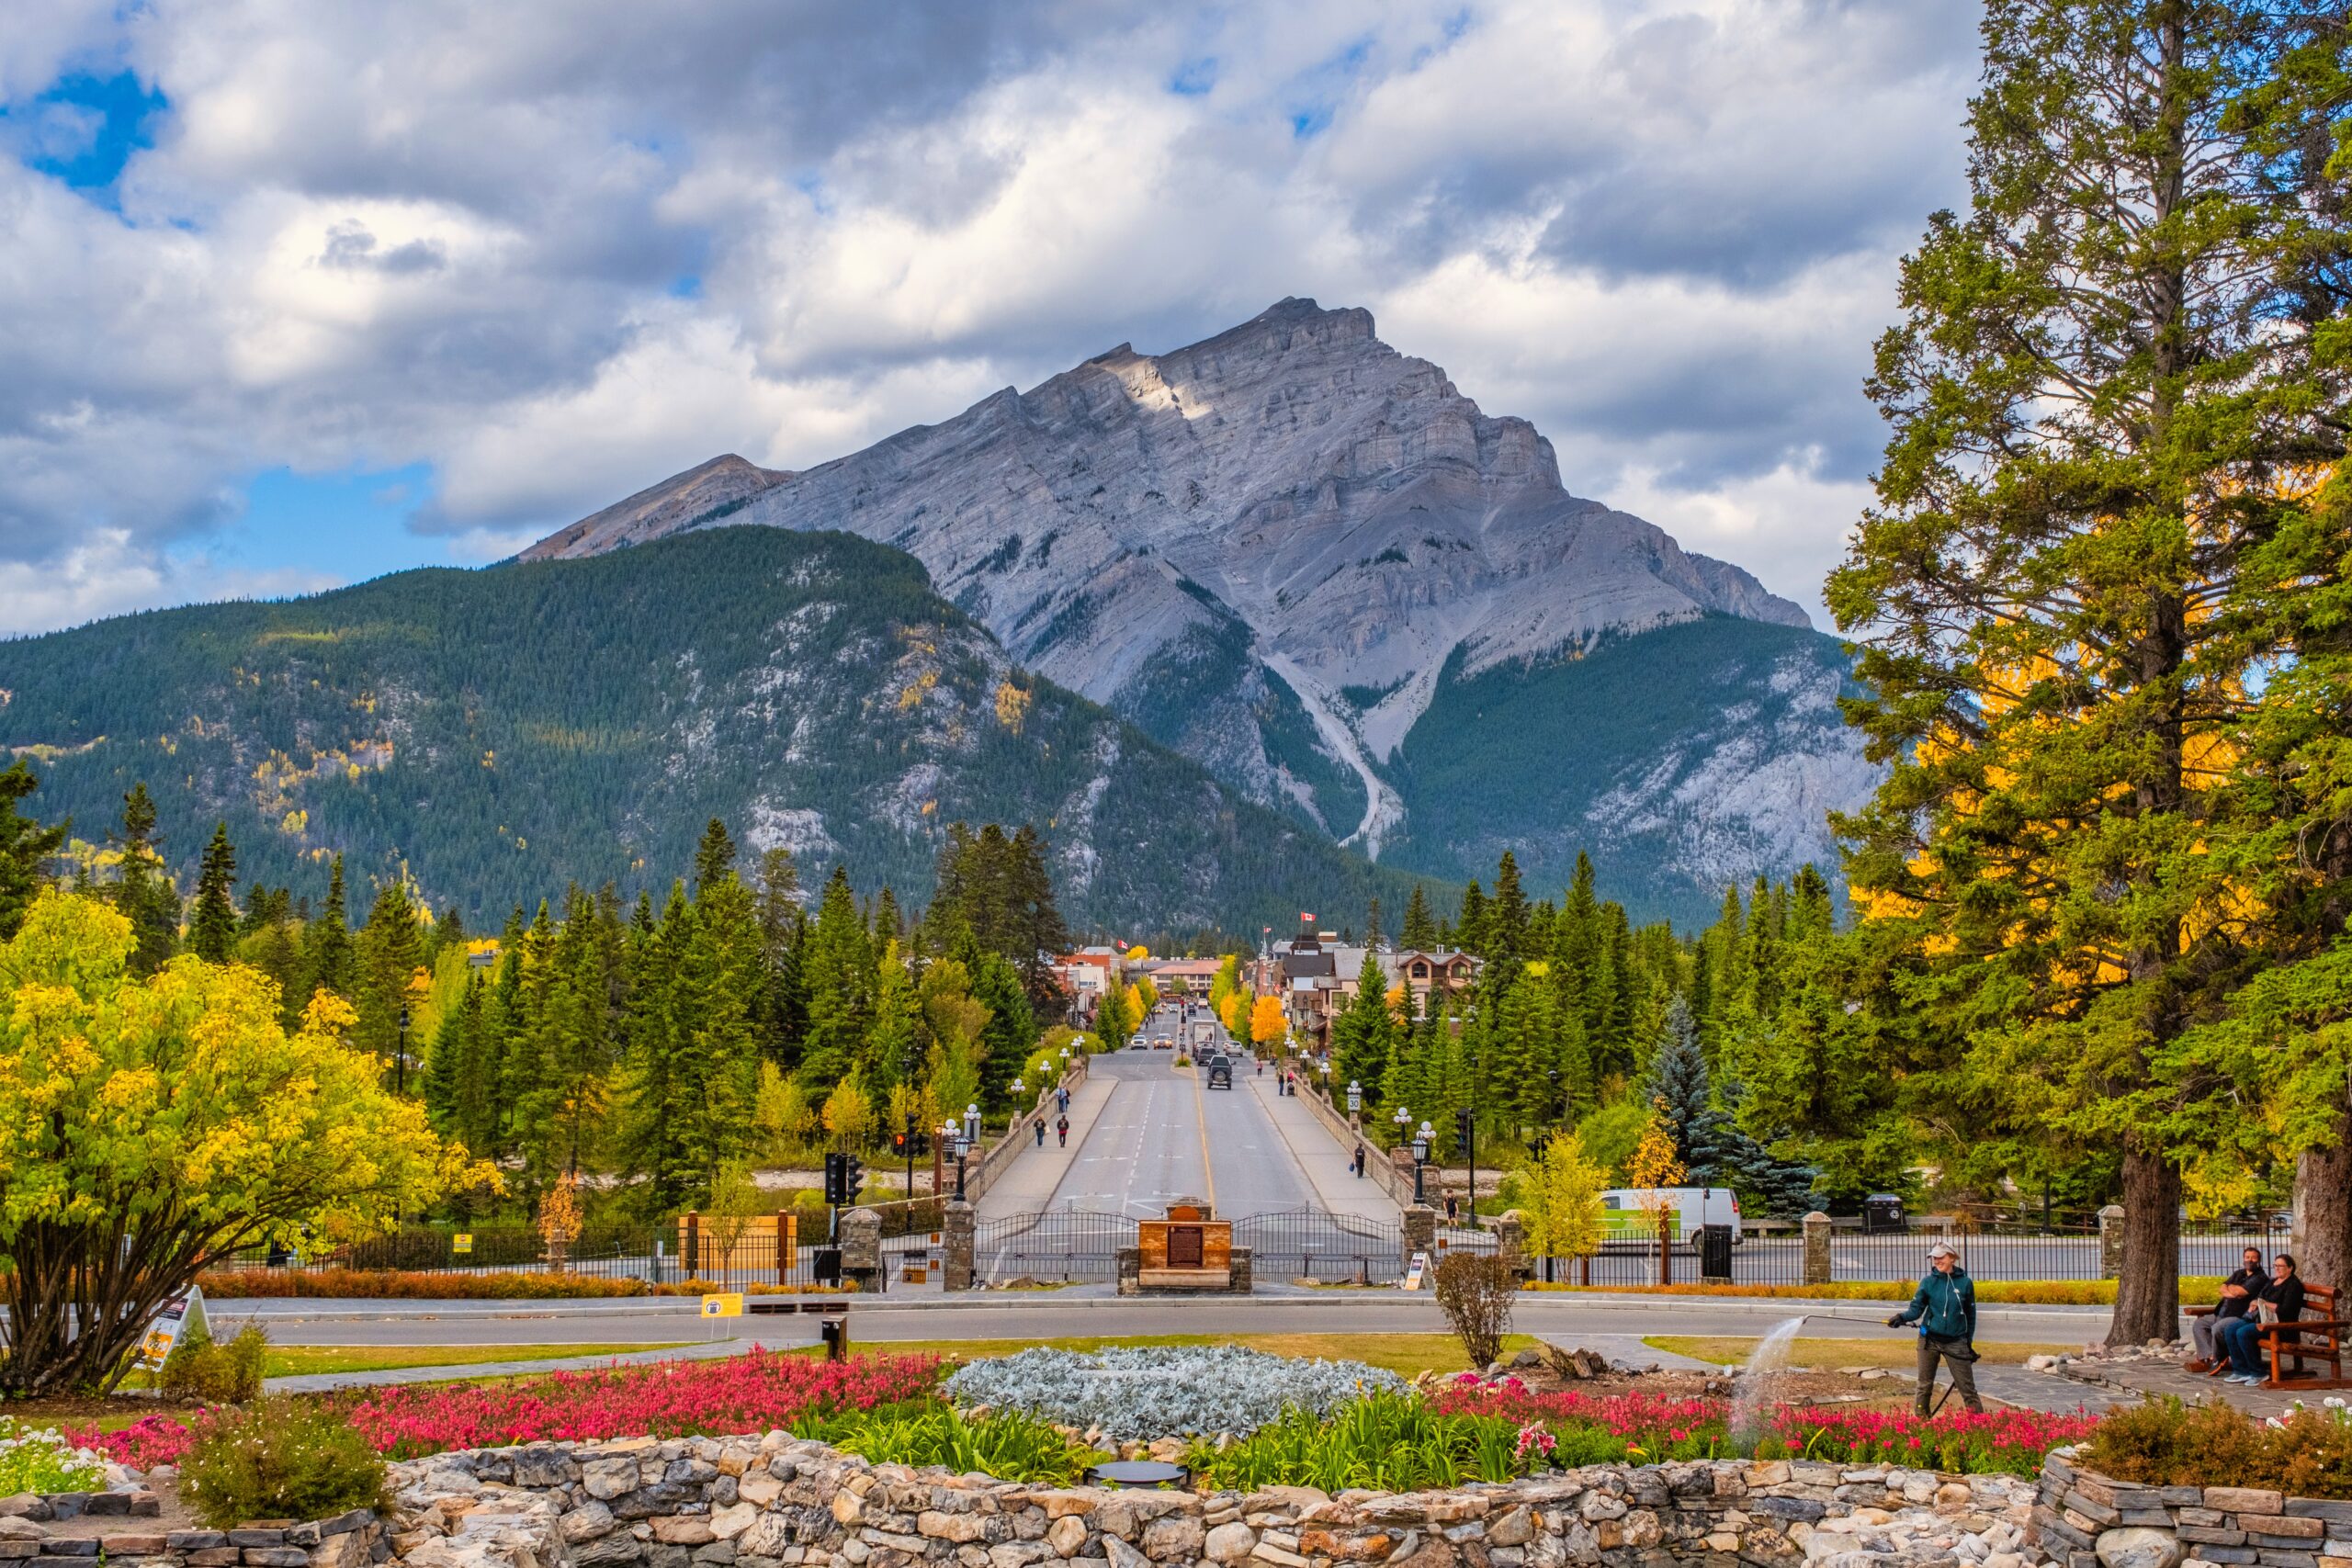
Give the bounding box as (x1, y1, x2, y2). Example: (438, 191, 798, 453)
(2293, 1113, 2352, 1292)
(2108, 1149, 2182, 1347)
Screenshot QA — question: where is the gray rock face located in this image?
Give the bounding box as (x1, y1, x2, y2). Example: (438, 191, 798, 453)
(526, 299, 1871, 908)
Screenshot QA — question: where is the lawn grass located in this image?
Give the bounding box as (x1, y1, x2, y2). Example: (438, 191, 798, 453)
(1643, 1335, 2081, 1371)
(261, 1342, 696, 1378)
(859, 1331, 1540, 1380)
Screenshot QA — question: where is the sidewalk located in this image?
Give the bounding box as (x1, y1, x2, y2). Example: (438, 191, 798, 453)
(260, 1335, 800, 1394)
(972, 1069, 1113, 1218)
(1244, 1076, 1400, 1224)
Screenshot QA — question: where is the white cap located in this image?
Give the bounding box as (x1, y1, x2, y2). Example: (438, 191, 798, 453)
(1928, 1242, 1959, 1259)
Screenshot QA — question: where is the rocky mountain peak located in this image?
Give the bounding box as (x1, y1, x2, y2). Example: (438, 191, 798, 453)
(521, 301, 1860, 908)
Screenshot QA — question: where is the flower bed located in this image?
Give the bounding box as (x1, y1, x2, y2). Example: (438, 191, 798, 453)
(1431, 1373, 2099, 1476)
(0, 1416, 108, 1493)
(942, 1343, 1405, 1440)
(74, 1348, 942, 1467)
(2080, 1393, 2352, 1499)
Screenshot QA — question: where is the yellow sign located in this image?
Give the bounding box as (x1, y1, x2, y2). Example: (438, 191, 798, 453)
(453, 1233, 473, 1255)
(700, 1292, 743, 1318)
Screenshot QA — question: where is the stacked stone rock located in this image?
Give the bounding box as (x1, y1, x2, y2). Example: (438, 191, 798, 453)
(0, 1488, 386, 1568)
(2030, 1449, 2352, 1567)
(388, 1435, 2053, 1568)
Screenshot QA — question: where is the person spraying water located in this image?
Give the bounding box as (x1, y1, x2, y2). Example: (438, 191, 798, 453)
(1886, 1240, 1982, 1415)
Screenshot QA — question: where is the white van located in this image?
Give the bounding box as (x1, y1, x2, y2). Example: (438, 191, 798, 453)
(1597, 1187, 1743, 1245)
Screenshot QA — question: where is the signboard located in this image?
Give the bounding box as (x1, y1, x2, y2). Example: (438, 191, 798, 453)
(453, 1233, 473, 1255)
(138, 1286, 209, 1371)
(1402, 1252, 1430, 1292)
(700, 1292, 744, 1318)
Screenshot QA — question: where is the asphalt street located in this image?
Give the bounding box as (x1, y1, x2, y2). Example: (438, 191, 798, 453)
(211, 1291, 2112, 1349)
(1006, 1005, 1373, 1221)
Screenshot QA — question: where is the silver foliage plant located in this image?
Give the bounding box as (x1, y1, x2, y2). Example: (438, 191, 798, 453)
(943, 1344, 1406, 1440)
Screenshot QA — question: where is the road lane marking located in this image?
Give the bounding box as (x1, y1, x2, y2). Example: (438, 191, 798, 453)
(1189, 1057, 1217, 1213)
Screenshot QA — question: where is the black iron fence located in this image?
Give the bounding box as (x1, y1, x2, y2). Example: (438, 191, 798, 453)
(971, 1211, 1130, 1284)
(219, 1219, 849, 1287)
(1234, 1209, 1403, 1283)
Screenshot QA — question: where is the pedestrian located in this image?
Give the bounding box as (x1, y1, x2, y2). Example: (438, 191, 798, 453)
(1353, 1145, 1366, 1179)
(2219, 1253, 2305, 1386)
(1445, 1192, 1460, 1225)
(1885, 1242, 1983, 1415)
(1056, 1114, 1069, 1147)
(1033, 1118, 1045, 1148)
(2188, 1247, 2266, 1371)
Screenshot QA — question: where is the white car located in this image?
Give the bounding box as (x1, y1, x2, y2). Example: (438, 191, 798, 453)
(1597, 1187, 1743, 1244)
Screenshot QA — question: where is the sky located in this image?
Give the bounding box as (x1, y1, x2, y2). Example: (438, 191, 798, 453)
(0, 0, 1984, 637)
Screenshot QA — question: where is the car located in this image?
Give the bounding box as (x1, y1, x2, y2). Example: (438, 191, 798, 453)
(1205, 1055, 1233, 1089)
(1151, 1036, 1173, 1049)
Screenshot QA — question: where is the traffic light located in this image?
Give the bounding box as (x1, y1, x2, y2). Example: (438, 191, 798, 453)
(890, 1129, 910, 1157)
(1454, 1109, 1475, 1150)
(842, 1153, 865, 1205)
(822, 1150, 846, 1205)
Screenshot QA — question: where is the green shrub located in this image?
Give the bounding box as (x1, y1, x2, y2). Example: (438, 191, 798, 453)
(1186, 1390, 1544, 1493)
(2086, 1396, 2352, 1499)
(825, 1406, 1094, 1483)
(161, 1325, 269, 1404)
(179, 1399, 389, 1528)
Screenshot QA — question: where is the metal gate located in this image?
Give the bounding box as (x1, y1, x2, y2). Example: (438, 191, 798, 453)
(972, 1212, 1132, 1284)
(1233, 1209, 1403, 1284)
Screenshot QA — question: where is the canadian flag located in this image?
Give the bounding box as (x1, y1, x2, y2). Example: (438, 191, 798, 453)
(1300, 912, 1316, 922)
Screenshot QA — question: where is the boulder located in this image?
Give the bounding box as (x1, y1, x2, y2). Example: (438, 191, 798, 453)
(2093, 1527, 2182, 1568)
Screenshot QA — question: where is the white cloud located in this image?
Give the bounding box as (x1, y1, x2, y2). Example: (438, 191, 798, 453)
(0, 528, 334, 637)
(0, 0, 1979, 634)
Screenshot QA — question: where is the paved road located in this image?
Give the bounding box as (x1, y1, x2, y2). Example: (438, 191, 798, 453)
(990, 1004, 1386, 1222)
(213, 1292, 2110, 1348)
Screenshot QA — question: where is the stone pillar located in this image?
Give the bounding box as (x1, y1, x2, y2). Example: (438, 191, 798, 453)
(1803, 1211, 1833, 1287)
(1494, 1211, 1527, 1279)
(840, 1207, 883, 1292)
(2098, 1204, 2126, 1280)
(1402, 1203, 1437, 1272)
(1115, 1246, 1141, 1297)
(941, 1198, 975, 1292)
(1229, 1247, 1253, 1294)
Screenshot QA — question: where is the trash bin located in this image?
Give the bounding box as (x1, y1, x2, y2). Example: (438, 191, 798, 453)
(1700, 1224, 1734, 1283)
(1862, 1194, 1906, 1235)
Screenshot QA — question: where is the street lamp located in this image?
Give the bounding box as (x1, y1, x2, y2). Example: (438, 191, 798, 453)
(965, 1103, 982, 1147)
(1411, 1122, 1432, 1205)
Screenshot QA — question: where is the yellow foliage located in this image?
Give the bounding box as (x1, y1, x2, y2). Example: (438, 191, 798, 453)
(1249, 993, 1288, 1047)
(278, 810, 307, 836)
(898, 670, 939, 711)
(994, 681, 1031, 734)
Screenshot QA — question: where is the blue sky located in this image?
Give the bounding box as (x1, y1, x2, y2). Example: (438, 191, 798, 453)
(0, 1, 1979, 636)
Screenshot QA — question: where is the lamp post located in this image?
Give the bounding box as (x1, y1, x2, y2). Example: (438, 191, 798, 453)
(1411, 1122, 1431, 1205)
(966, 1103, 982, 1147)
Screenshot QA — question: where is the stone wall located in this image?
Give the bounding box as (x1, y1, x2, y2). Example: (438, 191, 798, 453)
(2030, 1449, 2352, 1568)
(381, 1433, 2051, 1568)
(0, 1487, 388, 1568)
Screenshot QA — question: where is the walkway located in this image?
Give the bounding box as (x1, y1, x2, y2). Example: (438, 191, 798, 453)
(1241, 1074, 1399, 1224)
(972, 1066, 1115, 1219)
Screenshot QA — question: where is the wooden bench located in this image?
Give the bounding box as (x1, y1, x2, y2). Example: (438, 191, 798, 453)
(2256, 1283, 2345, 1389)
(2193, 1283, 2346, 1388)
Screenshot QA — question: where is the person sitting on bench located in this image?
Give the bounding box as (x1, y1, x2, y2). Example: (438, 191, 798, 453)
(2220, 1253, 2305, 1386)
(2188, 1247, 2266, 1371)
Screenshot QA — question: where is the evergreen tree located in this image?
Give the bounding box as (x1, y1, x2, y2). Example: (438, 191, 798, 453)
(1487, 852, 1530, 964)
(1331, 970, 1395, 1108)
(0, 761, 66, 942)
(1457, 882, 1488, 957)
(299, 853, 355, 1019)
(797, 866, 874, 1086)
(692, 817, 737, 895)
(356, 880, 426, 1079)
(1643, 997, 1736, 1185)
(1398, 886, 1439, 950)
(109, 784, 177, 975)
(1827, 0, 2352, 1342)
(971, 949, 1036, 1106)
(187, 821, 239, 964)
(867, 939, 922, 1088)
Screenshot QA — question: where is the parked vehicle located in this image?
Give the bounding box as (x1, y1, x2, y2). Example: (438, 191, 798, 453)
(1597, 1187, 1743, 1245)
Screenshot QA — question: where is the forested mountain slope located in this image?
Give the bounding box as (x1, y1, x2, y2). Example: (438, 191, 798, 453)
(0, 526, 1427, 929)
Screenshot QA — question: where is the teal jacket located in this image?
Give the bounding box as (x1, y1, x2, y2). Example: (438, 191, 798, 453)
(1894, 1267, 1977, 1341)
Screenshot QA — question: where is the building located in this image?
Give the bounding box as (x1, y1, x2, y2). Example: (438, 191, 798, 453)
(1049, 945, 1126, 1021)
(1142, 958, 1222, 996)
(1376, 949, 1481, 1007)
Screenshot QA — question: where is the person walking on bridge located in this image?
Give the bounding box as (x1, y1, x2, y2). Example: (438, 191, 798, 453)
(1033, 1118, 1046, 1148)
(1056, 1114, 1069, 1147)
(1886, 1242, 1982, 1415)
